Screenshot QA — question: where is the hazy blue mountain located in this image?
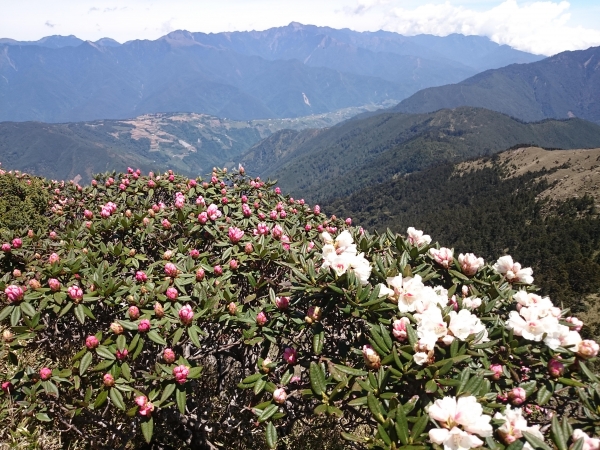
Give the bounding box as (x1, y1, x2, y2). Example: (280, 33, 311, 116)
(0, 39, 405, 122)
(0, 24, 543, 123)
(190, 23, 543, 73)
(392, 46, 600, 124)
(0, 35, 84, 48)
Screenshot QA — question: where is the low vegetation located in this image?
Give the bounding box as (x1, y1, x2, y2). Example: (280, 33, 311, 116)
(0, 166, 599, 449)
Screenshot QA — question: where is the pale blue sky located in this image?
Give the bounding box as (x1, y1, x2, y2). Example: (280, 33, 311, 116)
(2, 0, 599, 55)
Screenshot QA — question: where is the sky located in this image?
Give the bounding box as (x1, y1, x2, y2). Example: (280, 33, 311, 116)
(1, 0, 600, 56)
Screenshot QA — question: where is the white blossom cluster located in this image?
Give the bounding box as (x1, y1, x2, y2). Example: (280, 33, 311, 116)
(320, 231, 371, 285)
(507, 290, 599, 358)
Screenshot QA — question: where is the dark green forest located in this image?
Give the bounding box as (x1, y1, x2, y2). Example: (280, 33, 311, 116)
(326, 157, 600, 331)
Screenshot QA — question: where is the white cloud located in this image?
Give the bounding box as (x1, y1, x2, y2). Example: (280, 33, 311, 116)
(385, 0, 600, 55)
(347, 0, 391, 15)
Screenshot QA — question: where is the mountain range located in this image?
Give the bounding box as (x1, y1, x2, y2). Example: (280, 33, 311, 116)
(0, 23, 542, 123)
(0, 105, 389, 182)
(392, 45, 600, 124)
(239, 107, 600, 203)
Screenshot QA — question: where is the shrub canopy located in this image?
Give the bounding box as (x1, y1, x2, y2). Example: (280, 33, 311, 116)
(0, 167, 599, 450)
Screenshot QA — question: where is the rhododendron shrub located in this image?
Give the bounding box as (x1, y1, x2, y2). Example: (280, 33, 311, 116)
(0, 168, 599, 449)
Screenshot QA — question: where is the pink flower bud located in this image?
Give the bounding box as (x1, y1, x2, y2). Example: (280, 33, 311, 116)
(11, 238, 22, 249)
(490, 364, 503, 381)
(2, 381, 12, 393)
(429, 247, 454, 269)
(305, 306, 321, 324)
(4, 285, 24, 303)
(508, 387, 527, 405)
(213, 265, 223, 276)
(228, 226, 245, 243)
(313, 205, 320, 214)
(135, 395, 154, 416)
(116, 348, 128, 360)
(110, 322, 124, 335)
(229, 259, 239, 270)
(128, 305, 140, 320)
(273, 387, 287, 404)
(68, 285, 83, 302)
(275, 296, 289, 310)
(244, 242, 254, 254)
(163, 348, 176, 364)
(196, 268, 205, 281)
(566, 316, 584, 331)
(166, 287, 178, 301)
(39, 367, 52, 381)
(256, 311, 267, 326)
(345, 218, 352, 225)
(228, 302, 237, 315)
(1, 243, 11, 252)
(173, 364, 190, 384)
(162, 250, 173, 260)
(103, 373, 115, 387)
(189, 249, 200, 259)
(154, 302, 164, 318)
(86, 335, 99, 349)
(164, 262, 178, 278)
(48, 278, 61, 292)
(135, 271, 147, 283)
(161, 218, 171, 229)
(577, 340, 599, 359)
(392, 317, 410, 341)
(548, 359, 564, 378)
(49, 231, 58, 240)
(458, 253, 485, 276)
(283, 347, 297, 365)
(138, 319, 151, 333)
(271, 224, 283, 239)
(275, 187, 281, 195)
(48, 253, 60, 264)
(362, 345, 381, 370)
(179, 304, 194, 326)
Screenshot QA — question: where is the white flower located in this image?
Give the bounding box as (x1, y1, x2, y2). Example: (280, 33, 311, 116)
(458, 253, 485, 276)
(320, 232, 370, 284)
(429, 427, 484, 450)
(462, 297, 482, 310)
(413, 352, 430, 366)
(350, 253, 372, 285)
(428, 396, 493, 438)
(506, 308, 558, 342)
(448, 309, 489, 343)
(407, 227, 432, 246)
(415, 306, 448, 349)
(494, 406, 543, 444)
(572, 429, 600, 450)
(494, 256, 534, 284)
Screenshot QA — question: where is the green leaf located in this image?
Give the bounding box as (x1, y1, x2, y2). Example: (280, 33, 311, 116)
(160, 383, 176, 403)
(121, 363, 132, 381)
(333, 364, 367, 377)
(411, 414, 429, 440)
(110, 387, 126, 411)
(187, 367, 202, 379)
(94, 389, 109, 408)
(79, 352, 93, 376)
(425, 379, 438, 394)
(396, 402, 410, 445)
(74, 304, 86, 325)
(141, 417, 154, 444)
(523, 431, 552, 450)
(188, 326, 201, 348)
(96, 346, 115, 360)
(35, 412, 52, 422)
(20, 302, 36, 317)
(258, 404, 278, 423)
(147, 330, 167, 346)
(536, 383, 553, 406)
(176, 386, 186, 415)
(313, 331, 324, 355)
(0, 305, 14, 321)
(579, 362, 600, 383)
(341, 432, 367, 443)
(265, 422, 278, 449)
(116, 335, 126, 351)
(367, 393, 385, 424)
(551, 415, 568, 450)
(42, 380, 59, 397)
(309, 362, 327, 397)
(171, 327, 184, 346)
(314, 403, 328, 415)
(10, 304, 21, 326)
